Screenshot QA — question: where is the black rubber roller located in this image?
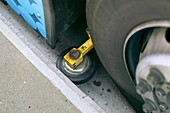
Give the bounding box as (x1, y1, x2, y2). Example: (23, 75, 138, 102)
(56, 48, 96, 85)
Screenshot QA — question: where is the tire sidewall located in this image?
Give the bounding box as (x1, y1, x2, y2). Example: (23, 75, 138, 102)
(87, 0, 170, 103)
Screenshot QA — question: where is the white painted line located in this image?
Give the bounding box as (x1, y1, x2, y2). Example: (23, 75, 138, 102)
(0, 14, 105, 113)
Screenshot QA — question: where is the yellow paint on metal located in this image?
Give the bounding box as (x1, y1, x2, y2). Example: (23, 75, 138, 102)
(78, 38, 94, 56)
(64, 48, 84, 69)
(64, 35, 94, 69)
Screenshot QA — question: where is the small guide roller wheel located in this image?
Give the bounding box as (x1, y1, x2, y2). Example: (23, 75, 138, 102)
(56, 48, 96, 85)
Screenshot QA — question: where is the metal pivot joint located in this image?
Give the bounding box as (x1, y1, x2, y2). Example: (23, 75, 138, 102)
(56, 29, 96, 84)
(64, 31, 94, 69)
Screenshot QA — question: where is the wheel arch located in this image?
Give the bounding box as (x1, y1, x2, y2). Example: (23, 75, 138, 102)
(43, 0, 86, 49)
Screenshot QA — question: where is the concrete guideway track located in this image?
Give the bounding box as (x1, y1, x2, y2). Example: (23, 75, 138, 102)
(0, 2, 135, 113)
(0, 32, 80, 113)
(0, 15, 104, 113)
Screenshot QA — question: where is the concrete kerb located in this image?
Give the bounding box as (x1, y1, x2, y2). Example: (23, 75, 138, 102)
(0, 13, 105, 113)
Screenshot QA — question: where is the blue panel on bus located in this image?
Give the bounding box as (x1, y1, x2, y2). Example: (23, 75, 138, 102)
(6, 0, 46, 38)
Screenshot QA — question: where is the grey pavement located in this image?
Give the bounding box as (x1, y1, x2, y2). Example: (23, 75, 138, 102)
(0, 32, 80, 113)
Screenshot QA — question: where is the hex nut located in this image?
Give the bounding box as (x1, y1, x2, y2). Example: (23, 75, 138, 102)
(69, 50, 81, 60)
(156, 88, 165, 97)
(147, 68, 164, 86)
(159, 103, 168, 111)
(143, 100, 157, 113)
(136, 79, 151, 95)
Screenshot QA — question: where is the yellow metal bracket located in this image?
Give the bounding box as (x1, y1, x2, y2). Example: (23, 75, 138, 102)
(64, 33, 94, 69)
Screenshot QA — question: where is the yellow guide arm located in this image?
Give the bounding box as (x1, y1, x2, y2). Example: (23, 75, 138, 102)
(64, 33, 93, 69)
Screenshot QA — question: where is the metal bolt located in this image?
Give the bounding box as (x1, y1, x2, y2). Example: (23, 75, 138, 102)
(69, 50, 81, 60)
(136, 79, 151, 95)
(156, 88, 165, 97)
(159, 103, 168, 111)
(143, 100, 157, 113)
(147, 68, 164, 86)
